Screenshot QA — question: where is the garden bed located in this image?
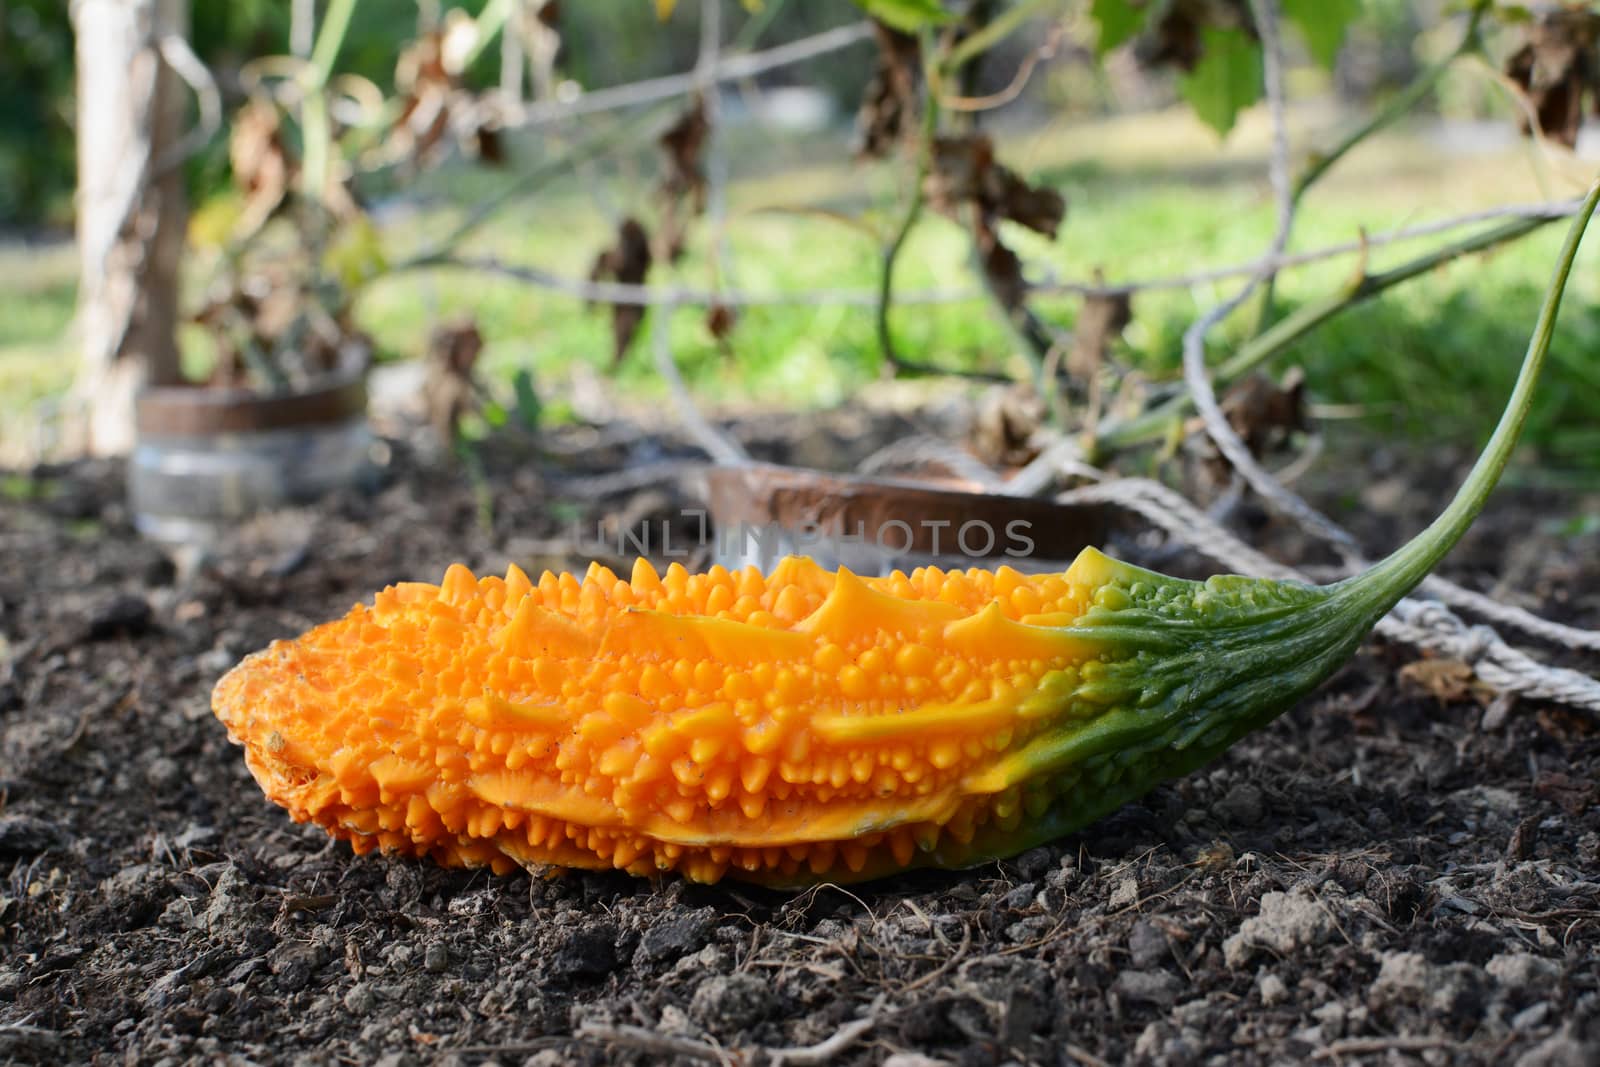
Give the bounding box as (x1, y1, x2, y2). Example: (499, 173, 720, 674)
(1, 408, 1597, 1065)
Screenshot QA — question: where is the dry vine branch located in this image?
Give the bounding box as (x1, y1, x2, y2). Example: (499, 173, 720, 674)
(650, 302, 748, 467)
(404, 199, 1579, 311)
(1096, 209, 1569, 454)
(1182, 0, 1366, 559)
(1251, 0, 1492, 329)
(503, 22, 875, 129)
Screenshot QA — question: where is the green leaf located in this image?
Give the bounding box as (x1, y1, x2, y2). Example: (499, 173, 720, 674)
(1178, 27, 1263, 137)
(851, 0, 955, 34)
(1089, 0, 1148, 55)
(512, 370, 543, 432)
(1282, 0, 1359, 70)
(321, 214, 389, 292)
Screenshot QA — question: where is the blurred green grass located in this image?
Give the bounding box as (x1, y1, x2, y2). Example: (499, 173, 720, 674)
(5, 104, 1600, 475)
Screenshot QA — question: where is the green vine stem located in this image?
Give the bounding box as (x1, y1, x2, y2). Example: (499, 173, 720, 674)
(944, 0, 1062, 72)
(876, 37, 942, 376)
(1250, 0, 1491, 333)
(1340, 177, 1600, 620)
(880, 3, 1067, 380)
(1090, 209, 1562, 457)
(300, 0, 359, 219)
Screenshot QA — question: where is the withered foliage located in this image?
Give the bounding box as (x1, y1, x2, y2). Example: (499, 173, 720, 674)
(229, 98, 295, 236)
(705, 303, 737, 347)
(656, 96, 711, 264)
(927, 135, 1066, 237)
(855, 21, 922, 159)
(589, 218, 655, 364)
(227, 97, 362, 234)
(1134, 0, 1254, 72)
(193, 269, 372, 391)
(976, 230, 1030, 312)
(423, 318, 487, 444)
(1067, 291, 1134, 380)
(971, 385, 1047, 468)
(925, 134, 1066, 311)
(1505, 4, 1600, 149)
(389, 13, 505, 170)
(1218, 367, 1307, 457)
(393, 29, 454, 163)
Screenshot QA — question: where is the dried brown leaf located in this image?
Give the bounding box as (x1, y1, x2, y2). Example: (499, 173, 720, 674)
(971, 383, 1046, 468)
(1504, 5, 1600, 149)
(659, 96, 710, 209)
(925, 134, 1064, 238)
(855, 21, 922, 160)
(394, 29, 453, 142)
(706, 303, 737, 344)
(193, 266, 370, 391)
(926, 136, 1063, 315)
(424, 318, 486, 443)
(656, 97, 711, 263)
(1067, 291, 1133, 380)
(1137, 0, 1254, 72)
(976, 219, 1028, 312)
(589, 218, 654, 364)
(229, 97, 295, 236)
(389, 26, 508, 171)
(1397, 658, 1489, 708)
(1218, 367, 1306, 457)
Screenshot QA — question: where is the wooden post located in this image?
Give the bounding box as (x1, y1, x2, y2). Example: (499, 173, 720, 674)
(68, 0, 190, 456)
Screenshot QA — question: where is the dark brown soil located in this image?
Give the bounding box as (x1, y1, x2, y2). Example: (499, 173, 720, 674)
(2, 412, 1598, 1067)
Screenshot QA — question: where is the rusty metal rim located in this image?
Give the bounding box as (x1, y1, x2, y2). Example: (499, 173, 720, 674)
(135, 372, 368, 437)
(699, 462, 1115, 560)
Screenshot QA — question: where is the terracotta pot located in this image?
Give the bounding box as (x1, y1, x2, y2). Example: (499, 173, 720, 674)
(698, 462, 1116, 575)
(129, 372, 375, 545)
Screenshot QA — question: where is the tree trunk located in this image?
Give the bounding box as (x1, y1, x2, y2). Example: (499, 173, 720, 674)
(68, 0, 189, 457)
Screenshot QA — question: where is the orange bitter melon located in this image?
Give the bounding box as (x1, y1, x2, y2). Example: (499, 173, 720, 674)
(211, 183, 1600, 886)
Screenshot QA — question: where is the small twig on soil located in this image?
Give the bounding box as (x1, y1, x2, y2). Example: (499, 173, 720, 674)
(765, 1015, 877, 1066)
(898, 922, 971, 995)
(575, 1022, 732, 1065)
(573, 1014, 877, 1067)
(1310, 1035, 1461, 1060)
(552, 461, 706, 499)
(1063, 1045, 1112, 1067)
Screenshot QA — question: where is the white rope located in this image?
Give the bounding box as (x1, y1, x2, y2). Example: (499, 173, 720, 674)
(1417, 575, 1600, 652)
